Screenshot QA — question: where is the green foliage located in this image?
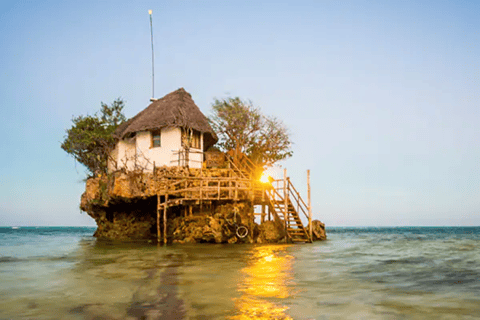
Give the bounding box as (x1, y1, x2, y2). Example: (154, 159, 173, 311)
(61, 98, 126, 176)
(209, 97, 293, 166)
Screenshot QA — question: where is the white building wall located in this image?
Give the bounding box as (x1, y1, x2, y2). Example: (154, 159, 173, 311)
(109, 127, 204, 172)
(107, 143, 118, 172)
(114, 138, 136, 171)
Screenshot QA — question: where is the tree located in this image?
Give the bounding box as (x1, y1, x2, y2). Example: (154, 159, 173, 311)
(61, 98, 126, 176)
(209, 97, 293, 166)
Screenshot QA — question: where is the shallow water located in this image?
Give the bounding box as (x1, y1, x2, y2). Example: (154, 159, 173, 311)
(0, 227, 479, 319)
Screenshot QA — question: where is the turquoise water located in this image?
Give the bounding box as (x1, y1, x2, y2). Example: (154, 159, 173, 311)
(0, 227, 479, 319)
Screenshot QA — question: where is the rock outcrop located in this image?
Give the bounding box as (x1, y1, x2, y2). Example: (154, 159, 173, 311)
(256, 220, 286, 243)
(80, 166, 326, 243)
(307, 220, 327, 241)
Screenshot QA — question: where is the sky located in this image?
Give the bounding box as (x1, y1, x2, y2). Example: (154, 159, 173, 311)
(1, 0, 479, 226)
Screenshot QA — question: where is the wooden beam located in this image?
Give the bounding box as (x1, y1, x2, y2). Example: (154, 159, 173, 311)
(284, 168, 288, 243)
(234, 180, 238, 200)
(308, 169, 312, 242)
(261, 203, 265, 223)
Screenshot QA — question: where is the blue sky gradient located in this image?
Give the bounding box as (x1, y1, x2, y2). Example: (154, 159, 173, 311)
(1, 0, 479, 226)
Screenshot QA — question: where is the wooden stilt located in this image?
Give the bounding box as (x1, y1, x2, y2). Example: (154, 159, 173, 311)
(284, 168, 288, 243)
(268, 203, 271, 221)
(163, 194, 168, 245)
(156, 194, 161, 244)
(308, 169, 312, 242)
(261, 203, 265, 223)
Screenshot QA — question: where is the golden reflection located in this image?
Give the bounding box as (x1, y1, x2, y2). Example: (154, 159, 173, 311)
(231, 245, 294, 319)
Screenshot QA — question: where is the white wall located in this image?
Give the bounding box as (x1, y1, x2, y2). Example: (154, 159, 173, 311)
(108, 137, 136, 172)
(108, 127, 204, 172)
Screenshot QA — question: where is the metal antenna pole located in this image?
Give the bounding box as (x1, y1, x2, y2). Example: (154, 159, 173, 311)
(149, 9, 155, 99)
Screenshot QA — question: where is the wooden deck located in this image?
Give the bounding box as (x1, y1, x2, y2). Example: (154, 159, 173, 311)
(154, 155, 313, 244)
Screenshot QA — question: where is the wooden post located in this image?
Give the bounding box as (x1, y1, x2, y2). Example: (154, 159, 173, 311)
(284, 168, 288, 243)
(156, 194, 161, 243)
(234, 180, 238, 200)
(308, 169, 312, 242)
(268, 196, 271, 221)
(261, 203, 265, 223)
(163, 194, 168, 245)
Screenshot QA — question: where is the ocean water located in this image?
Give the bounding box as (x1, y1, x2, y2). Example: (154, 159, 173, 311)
(0, 227, 479, 319)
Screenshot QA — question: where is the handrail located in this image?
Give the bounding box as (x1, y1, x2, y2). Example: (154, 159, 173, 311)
(286, 180, 309, 222)
(158, 174, 251, 182)
(226, 150, 259, 180)
(287, 178, 308, 210)
(159, 175, 255, 202)
(238, 153, 256, 175)
(268, 175, 311, 242)
(226, 155, 248, 179)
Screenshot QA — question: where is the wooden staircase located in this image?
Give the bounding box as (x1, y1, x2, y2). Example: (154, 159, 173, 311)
(226, 150, 259, 180)
(226, 150, 312, 244)
(266, 179, 312, 243)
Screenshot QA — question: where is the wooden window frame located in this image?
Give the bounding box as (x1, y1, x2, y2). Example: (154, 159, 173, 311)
(151, 129, 161, 148)
(182, 128, 201, 149)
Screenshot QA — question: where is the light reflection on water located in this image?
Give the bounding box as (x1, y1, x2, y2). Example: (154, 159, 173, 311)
(1, 227, 480, 319)
(231, 245, 294, 319)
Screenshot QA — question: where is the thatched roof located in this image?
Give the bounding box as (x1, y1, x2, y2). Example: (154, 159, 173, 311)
(114, 88, 218, 149)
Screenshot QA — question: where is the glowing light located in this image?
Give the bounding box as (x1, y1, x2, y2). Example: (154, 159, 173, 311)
(260, 172, 271, 183)
(148, 9, 152, 15)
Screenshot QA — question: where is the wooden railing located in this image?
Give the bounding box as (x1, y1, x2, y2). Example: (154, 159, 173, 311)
(226, 150, 259, 180)
(157, 176, 257, 202)
(268, 177, 311, 243)
(271, 179, 310, 225)
(286, 178, 310, 224)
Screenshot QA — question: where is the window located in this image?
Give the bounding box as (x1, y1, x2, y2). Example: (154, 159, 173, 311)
(192, 130, 201, 149)
(182, 128, 201, 149)
(151, 130, 161, 148)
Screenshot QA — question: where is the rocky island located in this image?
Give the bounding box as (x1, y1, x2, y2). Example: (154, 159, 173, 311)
(81, 165, 326, 244)
(66, 88, 326, 243)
